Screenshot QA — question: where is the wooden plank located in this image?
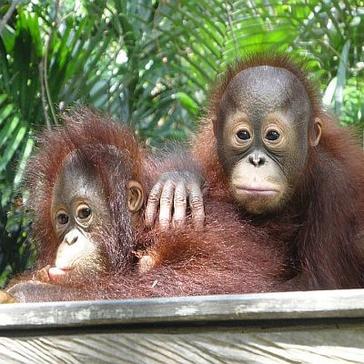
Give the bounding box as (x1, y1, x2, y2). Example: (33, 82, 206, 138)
(2, 289, 364, 363)
(1, 323, 364, 363)
(1, 289, 364, 330)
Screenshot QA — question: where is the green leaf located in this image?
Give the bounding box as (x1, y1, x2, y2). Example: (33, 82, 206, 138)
(334, 40, 350, 116)
(322, 77, 337, 106)
(0, 124, 27, 172)
(175, 92, 199, 115)
(0, 112, 19, 147)
(13, 135, 34, 188)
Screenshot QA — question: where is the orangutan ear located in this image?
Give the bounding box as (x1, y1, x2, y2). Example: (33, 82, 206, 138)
(310, 117, 322, 147)
(127, 180, 144, 212)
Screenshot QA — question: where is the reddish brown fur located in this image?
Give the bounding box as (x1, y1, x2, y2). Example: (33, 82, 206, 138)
(192, 54, 364, 289)
(49, 201, 288, 301)
(8, 108, 290, 302)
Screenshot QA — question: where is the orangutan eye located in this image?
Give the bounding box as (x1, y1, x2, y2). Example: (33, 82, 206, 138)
(56, 212, 69, 225)
(77, 205, 92, 220)
(236, 129, 251, 140)
(265, 130, 280, 141)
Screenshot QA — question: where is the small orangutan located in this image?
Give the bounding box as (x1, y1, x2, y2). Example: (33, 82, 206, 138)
(147, 54, 364, 290)
(0, 108, 289, 303)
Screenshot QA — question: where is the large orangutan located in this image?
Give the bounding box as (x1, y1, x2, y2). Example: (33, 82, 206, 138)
(0, 109, 289, 303)
(147, 54, 364, 290)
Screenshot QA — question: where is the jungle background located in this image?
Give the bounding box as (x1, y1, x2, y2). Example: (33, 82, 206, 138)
(0, 0, 363, 286)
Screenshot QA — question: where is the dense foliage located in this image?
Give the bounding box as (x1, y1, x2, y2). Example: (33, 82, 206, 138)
(0, 0, 363, 285)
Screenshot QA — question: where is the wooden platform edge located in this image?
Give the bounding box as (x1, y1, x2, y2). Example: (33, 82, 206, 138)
(1, 288, 364, 330)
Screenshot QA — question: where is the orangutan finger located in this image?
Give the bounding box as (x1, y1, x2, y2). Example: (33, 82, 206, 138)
(159, 180, 175, 230)
(145, 181, 163, 227)
(189, 183, 205, 230)
(173, 182, 187, 228)
(0, 291, 16, 304)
